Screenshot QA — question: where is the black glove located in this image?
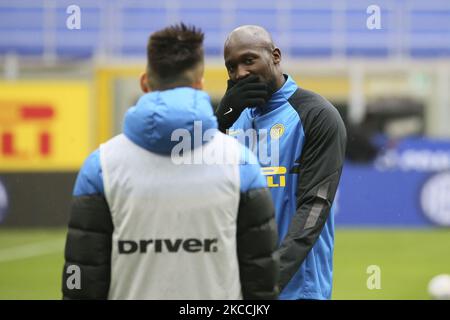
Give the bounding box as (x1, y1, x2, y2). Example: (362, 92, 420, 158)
(215, 75, 269, 132)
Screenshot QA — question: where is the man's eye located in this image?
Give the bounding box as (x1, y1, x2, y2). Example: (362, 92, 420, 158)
(244, 58, 254, 65)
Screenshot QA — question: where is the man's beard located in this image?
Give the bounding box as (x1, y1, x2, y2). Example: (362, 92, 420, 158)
(251, 77, 277, 110)
(265, 76, 278, 97)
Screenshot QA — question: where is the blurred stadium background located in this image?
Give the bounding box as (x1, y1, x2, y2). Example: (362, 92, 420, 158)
(0, 0, 450, 300)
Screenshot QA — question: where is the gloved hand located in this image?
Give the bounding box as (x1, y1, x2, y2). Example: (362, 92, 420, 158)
(215, 75, 269, 132)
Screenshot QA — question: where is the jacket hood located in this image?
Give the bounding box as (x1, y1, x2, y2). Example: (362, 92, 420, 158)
(123, 87, 218, 155)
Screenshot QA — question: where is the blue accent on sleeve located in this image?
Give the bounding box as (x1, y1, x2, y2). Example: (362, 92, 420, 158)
(73, 149, 104, 196)
(239, 145, 267, 193)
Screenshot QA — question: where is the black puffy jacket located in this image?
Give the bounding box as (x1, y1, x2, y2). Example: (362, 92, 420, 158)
(62, 88, 279, 300)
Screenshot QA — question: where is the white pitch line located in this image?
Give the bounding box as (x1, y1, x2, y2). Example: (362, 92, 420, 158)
(0, 239, 65, 263)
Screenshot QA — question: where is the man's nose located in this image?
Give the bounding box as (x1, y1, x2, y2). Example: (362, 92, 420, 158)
(236, 65, 250, 80)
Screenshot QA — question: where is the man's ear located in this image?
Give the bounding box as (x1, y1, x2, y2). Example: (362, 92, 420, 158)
(140, 72, 150, 93)
(272, 48, 281, 65)
(192, 76, 204, 90)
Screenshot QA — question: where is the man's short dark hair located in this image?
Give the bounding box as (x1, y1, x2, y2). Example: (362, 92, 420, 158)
(147, 23, 204, 89)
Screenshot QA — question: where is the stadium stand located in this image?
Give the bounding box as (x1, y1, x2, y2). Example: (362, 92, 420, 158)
(1, 0, 449, 59)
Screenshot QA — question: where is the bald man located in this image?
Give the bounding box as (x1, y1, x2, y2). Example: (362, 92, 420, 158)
(215, 25, 347, 300)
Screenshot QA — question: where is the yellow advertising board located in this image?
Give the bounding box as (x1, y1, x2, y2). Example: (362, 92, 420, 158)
(0, 81, 91, 171)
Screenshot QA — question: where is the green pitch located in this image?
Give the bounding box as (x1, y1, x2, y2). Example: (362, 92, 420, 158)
(0, 228, 449, 300)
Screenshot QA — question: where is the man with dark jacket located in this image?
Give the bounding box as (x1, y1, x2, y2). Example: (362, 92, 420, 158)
(215, 25, 347, 300)
(62, 23, 279, 300)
